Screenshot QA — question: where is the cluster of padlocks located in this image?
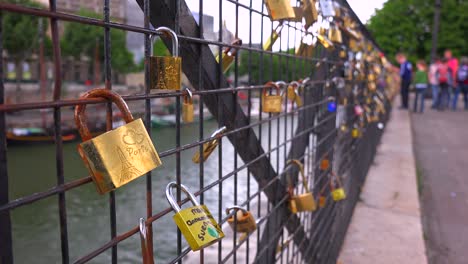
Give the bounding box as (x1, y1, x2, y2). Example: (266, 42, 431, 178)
(72, 0, 399, 262)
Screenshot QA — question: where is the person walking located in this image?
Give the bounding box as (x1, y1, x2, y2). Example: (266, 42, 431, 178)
(444, 49, 459, 105)
(452, 57, 468, 110)
(396, 53, 412, 109)
(413, 60, 429, 113)
(437, 58, 453, 111)
(428, 57, 440, 109)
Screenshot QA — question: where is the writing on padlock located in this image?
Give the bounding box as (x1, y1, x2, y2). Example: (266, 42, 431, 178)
(150, 27, 181, 90)
(166, 182, 224, 251)
(264, 0, 295, 21)
(263, 23, 283, 51)
(327, 97, 337, 112)
(215, 39, 242, 73)
(182, 88, 194, 123)
(139, 218, 154, 264)
(287, 159, 317, 213)
(226, 206, 257, 234)
(75, 89, 161, 194)
(192, 126, 227, 163)
(330, 171, 346, 202)
(262, 82, 283, 113)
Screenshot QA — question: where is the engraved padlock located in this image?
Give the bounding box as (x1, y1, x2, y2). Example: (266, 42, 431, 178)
(330, 172, 346, 202)
(139, 218, 154, 264)
(265, 0, 296, 21)
(262, 82, 283, 113)
(150, 27, 181, 90)
(166, 182, 224, 251)
(182, 88, 194, 123)
(328, 24, 342, 44)
(287, 159, 317, 213)
(226, 206, 257, 234)
(215, 38, 242, 73)
(303, 0, 318, 28)
(192, 126, 227, 163)
(263, 23, 284, 51)
(75, 88, 162, 194)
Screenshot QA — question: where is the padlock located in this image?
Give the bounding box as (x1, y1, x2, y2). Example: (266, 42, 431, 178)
(150, 27, 181, 90)
(290, 81, 303, 107)
(340, 124, 349, 133)
(351, 127, 361, 138)
(287, 159, 317, 213)
(339, 50, 347, 59)
(333, 1, 342, 18)
(182, 88, 194, 123)
(349, 38, 359, 52)
(327, 97, 337, 112)
(340, 25, 361, 40)
(139, 218, 154, 264)
(226, 206, 257, 234)
(295, 41, 315, 57)
(320, 158, 330, 171)
(262, 82, 283, 113)
(368, 73, 376, 82)
(354, 105, 364, 116)
(328, 25, 342, 44)
(286, 84, 296, 100)
(215, 38, 242, 73)
(263, 23, 283, 51)
(192, 126, 227, 163)
(318, 195, 327, 208)
(303, 0, 318, 28)
(330, 171, 346, 201)
(75, 88, 161, 194)
(264, 0, 295, 21)
(289, 7, 304, 23)
(315, 33, 334, 50)
(166, 182, 224, 251)
(368, 82, 376, 92)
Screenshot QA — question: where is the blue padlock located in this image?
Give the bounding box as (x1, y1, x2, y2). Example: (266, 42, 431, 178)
(327, 97, 337, 113)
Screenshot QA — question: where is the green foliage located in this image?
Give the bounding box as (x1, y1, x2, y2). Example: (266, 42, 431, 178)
(367, 0, 468, 64)
(61, 9, 135, 73)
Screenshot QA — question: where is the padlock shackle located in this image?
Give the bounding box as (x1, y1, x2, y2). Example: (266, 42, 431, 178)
(165, 182, 200, 213)
(286, 159, 310, 193)
(329, 171, 343, 190)
(150, 27, 178, 57)
(139, 218, 154, 264)
(263, 81, 281, 96)
(210, 126, 227, 138)
(225, 206, 248, 216)
(74, 88, 134, 142)
(224, 38, 243, 56)
(183, 87, 193, 104)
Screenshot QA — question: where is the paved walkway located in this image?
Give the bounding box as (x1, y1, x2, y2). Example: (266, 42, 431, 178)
(412, 99, 468, 264)
(339, 106, 427, 263)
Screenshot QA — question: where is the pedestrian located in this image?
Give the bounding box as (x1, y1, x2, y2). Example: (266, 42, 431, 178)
(444, 49, 459, 106)
(396, 53, 412, 109)
(436, 58, 453, 111)
(452, 57, 468, 110)
(428, 57, 440, 109)
(413, 60, 428, 113)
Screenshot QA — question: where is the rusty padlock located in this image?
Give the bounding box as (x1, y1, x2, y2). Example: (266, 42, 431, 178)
(139, 218, 154, 264)
(262, 81, 283, 113)
(264, 0, 295, 21)
(166, 182, 224, 251)
(75, 88, 162, 194)
(182, 88, 194, 123)
(330, 172, 346, 202)
(150, 27, 181, 90)
(192, 126, 227, 163)
(215, 38, 242, 73)
(226, 206, 257, 234)
(263, 23, 284, 51)
(287, 159, 317, 213)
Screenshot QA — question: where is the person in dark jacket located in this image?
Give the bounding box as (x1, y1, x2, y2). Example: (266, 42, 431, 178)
(396, 53, 412, 109)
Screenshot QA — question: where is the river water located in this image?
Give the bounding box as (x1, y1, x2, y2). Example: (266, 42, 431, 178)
(8, 118, 295, 263)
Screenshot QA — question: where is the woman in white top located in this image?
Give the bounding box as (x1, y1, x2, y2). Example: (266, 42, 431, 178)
(428, 57, 440, 109)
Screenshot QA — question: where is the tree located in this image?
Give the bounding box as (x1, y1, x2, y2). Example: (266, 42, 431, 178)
(61, 9, 135, 75)
(367, 0, 468, 64)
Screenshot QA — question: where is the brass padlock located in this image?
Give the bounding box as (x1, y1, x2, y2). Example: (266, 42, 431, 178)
(368, 82, 377, 92)
(289, 6, 304, 23)
(75, 88, 162, 194)
(166, 182, 224, 251)
(287, 159, 317, 213)
(182, 88, 194, 123)
(330, 172, 346, 202)
(303, 0, 318, 28)
(339, 50, 347, 59)
(328, 25, 342, 44)
(263, 23, 283, 51)
(289, 81, 303, 107)
(215, 38, 242, 73)
(351, 126, 361, 138)
(139, 218, 154, 264)
(226, 206, 257, 234)
(264, 0, 295, 21)
(349, 39, 359, 52)
(150, 27, 181, 90)
(192, 126, 227, 163)
(262, 82, 283, 113)
(315, 33, 334, 50)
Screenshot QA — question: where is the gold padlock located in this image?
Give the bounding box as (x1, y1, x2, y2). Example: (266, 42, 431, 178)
(339, 50, 347, 59)
(262, 82, 283, 113)
(328, 24, 342, 44)
(368, 82, 377, 92)
(295, 41, 315, 57)
(182, 88, 194, 123)
(349, 38, 359, 52)
(287, 81, 303, 107)
(263, 23, 283, 51)
(315, 33, 334, 50)
(351, 126, 361, 138)
(150, 27, 181, 90)
(226, 206, 257, 234)
(75, 88, 162, 194)
(340, 25, 361, 40)
(289, 6, 304, 23)
(139, 218, 154, 264)
(215, 38, 242, 73)
(330, 172, 346, 202)
(166, 182, 224, 251)
(303, 0, 318, 28)
(192, 126, 227, 163)
(287, 159, 317, 213)
(264, 0, 295, 21)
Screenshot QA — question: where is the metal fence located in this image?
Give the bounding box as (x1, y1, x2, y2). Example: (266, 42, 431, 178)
(0, 0, 398, 263)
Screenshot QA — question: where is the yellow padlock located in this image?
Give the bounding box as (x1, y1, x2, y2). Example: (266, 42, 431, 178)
(182, 88, 194, 123)
(263, 23, 283, 51)
(339, 50, 347, 59)
(330, 172, 346, 202)
(328, 24, 342, 44)
(262, 82, 283, 113)
(315, 33, 334, 50)
(349, 38, 359, 52)
(264, 0, 295, 21)
(166, 182, 224, 251)
(150, 27, 181, 90)
(303, 0, 318, 29)
(215, 38, 242, 73)
(351, 127, 361, 138)
(287, 159, 317, 213)
(139, 218, 154, 264)
(285, 81, 303, 107)
(226, 206, 257, 234)
(192, 126, 227, 163)
(75, 88, 162, 194)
